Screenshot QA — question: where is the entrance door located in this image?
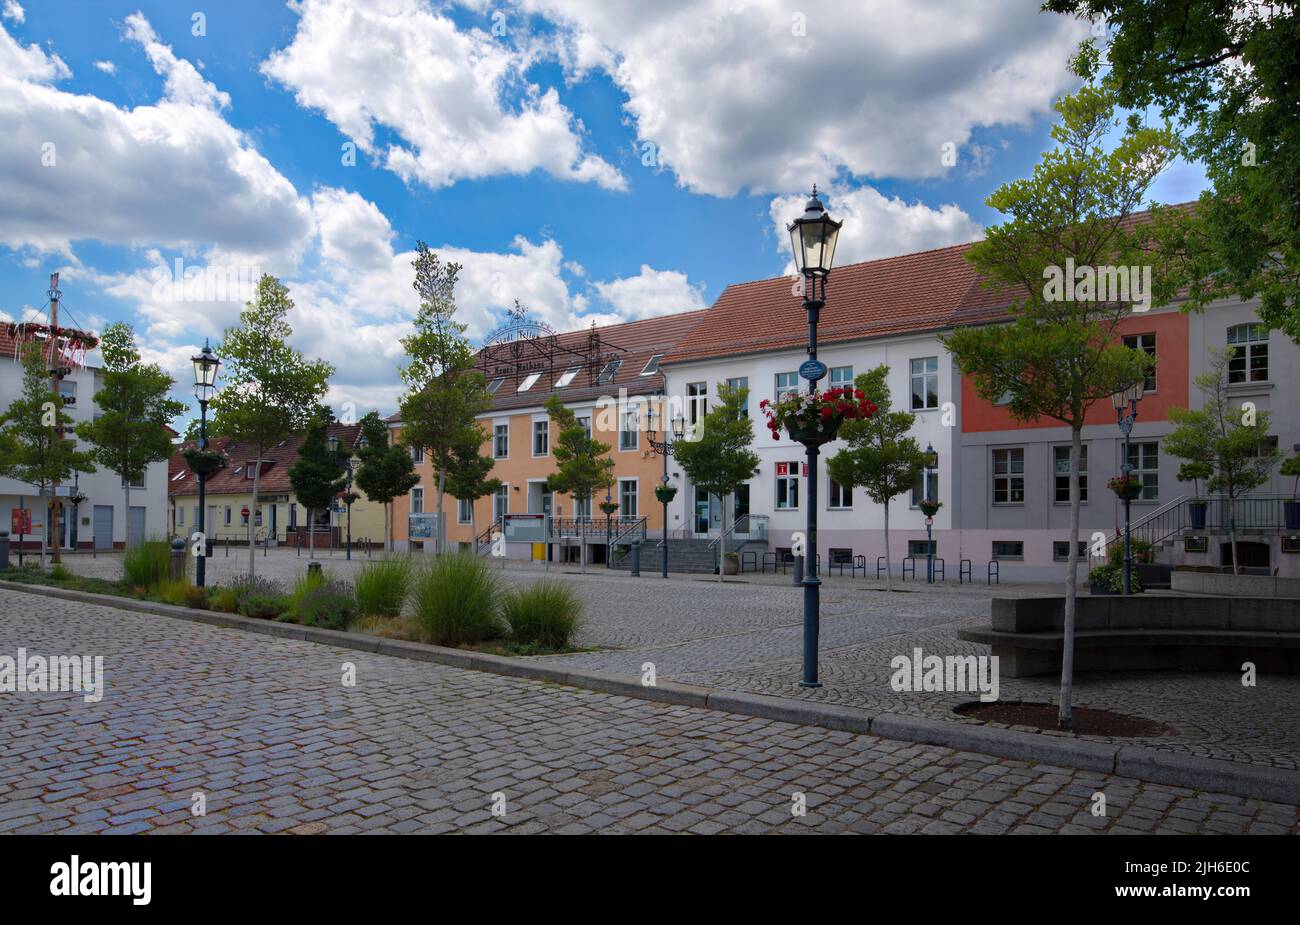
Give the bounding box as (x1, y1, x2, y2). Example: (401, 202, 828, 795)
(127, 506, 146, 547)
(694, 486, 719, 535)
(93, 505, 114, 550)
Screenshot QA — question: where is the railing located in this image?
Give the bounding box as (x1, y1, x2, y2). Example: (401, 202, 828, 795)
(473, 518, 501, 556)
(1105, 494, 1188, 554)
(1106, 494, 1297, 556)
(707, 513, 768, 552)
(606, 517, 648, 561)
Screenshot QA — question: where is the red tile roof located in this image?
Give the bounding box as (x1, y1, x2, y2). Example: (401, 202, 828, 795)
(168, 423, 363, 498)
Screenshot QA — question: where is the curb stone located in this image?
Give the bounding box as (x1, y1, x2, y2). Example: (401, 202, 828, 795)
(3, 578, 1298, 805)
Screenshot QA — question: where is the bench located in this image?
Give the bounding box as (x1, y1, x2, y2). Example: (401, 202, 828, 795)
(958, 596, 1300, 677)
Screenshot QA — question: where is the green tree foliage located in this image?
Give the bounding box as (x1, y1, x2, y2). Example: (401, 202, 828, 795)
(942, 82, 1172, 729)
(1047, 2, 1300, 342)
(210, 275, 333, 580)
(543, 394, 612, 572)
(397, 243, 493, 554)
(353, 411, 419, 550)
(288, 411, 348, 559)
(673, 382, 759, 582)
(826, 366, 928, 591)
(75, 323, 186, 550)
(1163, 348, 1281, 572)
(0, 343, 96, 566)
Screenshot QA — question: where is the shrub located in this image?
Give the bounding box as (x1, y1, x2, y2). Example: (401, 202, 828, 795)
(239, 593, 291, 620)
(290, 567, 332, 612)
(183, 584, 209, 610)
(354, 556, 413, 619)
(214, 576, 284, 617)
(49, 563, 72, 581)
(411, 553, 503, 646)
(123, 539, 172, 588)
(296, 581, 356, 631)
(155, 578, 191, 607)
(1088, 563, 1142, 593)
(501, 580, 583, 650)
(211, 586, 240, 613)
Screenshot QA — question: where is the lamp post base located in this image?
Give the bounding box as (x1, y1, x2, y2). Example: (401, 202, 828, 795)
(800, 575, 821, 687)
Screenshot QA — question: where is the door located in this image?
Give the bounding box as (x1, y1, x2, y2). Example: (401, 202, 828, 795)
(93, 505, 114, 550)
(127, 506, 146, 548)
(694, 486, 720, 535)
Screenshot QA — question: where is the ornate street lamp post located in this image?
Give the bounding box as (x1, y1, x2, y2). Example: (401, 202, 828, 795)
(1112, 382, 1143, 595)
(646, 406, 686, 578)
(190, 341, 220, 587)
(787, 187, 842, 688)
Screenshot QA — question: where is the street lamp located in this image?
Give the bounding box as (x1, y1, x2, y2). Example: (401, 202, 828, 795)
(1111, 381, 1143, 595)
(788, 186, 842, 688)
(191, 340, 220, 587)
(646, 405, 687, 578)
(924, 442, 938, 584)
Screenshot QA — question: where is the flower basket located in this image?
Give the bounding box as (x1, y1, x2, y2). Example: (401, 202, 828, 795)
(339, 491, 360, 506)
(654, 484, 678, 504)
(918, 499, 942, 518)
(760, 386, 877, 447)
(183, 448, 226, 477)
(1108, 475, 1142, 501)
(598, 501, 620, 516)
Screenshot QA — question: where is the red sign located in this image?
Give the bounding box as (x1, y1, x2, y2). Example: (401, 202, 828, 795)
(241, 506, 250, 517)
(11, 509, 32, 534)
(776, 462, 789, 476)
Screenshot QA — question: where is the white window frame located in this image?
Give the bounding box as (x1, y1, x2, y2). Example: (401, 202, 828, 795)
(411, 487, 424, 515)
(493, 423, 509, 459)
(532, 420, 550, 457)
(992, 448, 1025, 505)
(829, 365, 854, 388)
(1227, 323, 1268, 383)
(1053, 444, 1088, 504)
(619, 409, 639, 451)
(910, 357, 939, 410)
(775, 463, 800, 510)
(775, 372, 798, 403)
(619, 478, 638, 518)
(1128, 441, 1159, 503)
(493, 484, 509, 521)
(457, 498, 472, 524)
(827, 478, 851, 510)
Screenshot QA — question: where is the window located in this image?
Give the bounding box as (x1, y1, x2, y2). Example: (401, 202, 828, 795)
(493, 424, 509, 459)
(597, 359, 622, 384)
(288, 504, 297, 529)
(533, 420, 549, 456)
(411, 446, 424, 464)
(641, 354, 664, 376)
(457, 498, 472, 524)
(1227, 323, 1268, 383)
(830, 365, 854, 388)
(555, 367, 580, 388)
(178, 506, 184, 525)
(775, 372, 799, 403)
(411, 487, 424, 514)
(1122, 333, 1157, 391)
(726, 377, 749, 417)
(122, 474, 145, 489)
(687, 382, 707, 425)
(619, 409, 639, 451)
(828, 479, 851, 509)
(573, 495, 591, 518)
(908, 540, 936, 557)
(517, 372, 541, 392)
(910, 357, 939, 410)
(619, 479, 638, 518)
(577, 415, 591, 438)
(57, 380, 76, 406)
(493, 485, 509, 521)
(992, 541, 1024, 559)
(486, 376, 505, 394)
(224, 506, 232, 526)
(775, 462, 800, 509)
(992, 448, 1025, 504)
(1053, 541, 1089, 561)
(910, 468, 939, 507)
(1053, 444, 1088, 504)
(1128, 442, 1159, 501)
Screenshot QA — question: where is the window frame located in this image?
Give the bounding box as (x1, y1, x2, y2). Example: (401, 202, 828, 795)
(532, 420, 550, 457)
(1053, 444, 1088, 505)
(991, 448, 1025, 505)
(1122, 332, 1157, 392)
(910, 356, 939, 411)
(1227, 323, 1269, 383)
(493, 423, 509, 459)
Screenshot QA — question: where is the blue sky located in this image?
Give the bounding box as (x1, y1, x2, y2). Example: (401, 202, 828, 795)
(0, 0, 1208, 422)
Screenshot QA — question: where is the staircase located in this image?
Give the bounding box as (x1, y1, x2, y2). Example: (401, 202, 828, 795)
(609, 537, 767, 574)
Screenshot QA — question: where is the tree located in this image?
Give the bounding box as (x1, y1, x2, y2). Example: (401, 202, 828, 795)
(543, 394, 612, 573)
(210, 275, 333, 581)
(288, 411, 348, 560)
(673, 382, 760, 583)
(1163, 347, 1280, 573)
(0, 343, 96, 567)
(353, 411, 419, 551)
(942, 82, 1170, 729)
(446, 433, 503, 559)
(1046, 3, 1300, 344)
(826, 366, 928, 591)
(397, 243, 493, 554)
(75, 323, 186, 551)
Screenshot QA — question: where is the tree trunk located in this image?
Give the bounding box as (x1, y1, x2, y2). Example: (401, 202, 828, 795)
(883, 501, 892, 592)
(717, 493, 727, 584)
(309, 508, 315, 559)
(51, 493, 62, 564)
(37, 484, 47, 570)
(1228, 492, 1240, 574)
(247, 461, 260, 582)
(1057, 427, 1083, 729)
(579, 500, 586, 574)
(436, 464, 447, 556)
(123, 483, 131, 550)
(470, 504, 477, 558)
(383, 501, 390, 552)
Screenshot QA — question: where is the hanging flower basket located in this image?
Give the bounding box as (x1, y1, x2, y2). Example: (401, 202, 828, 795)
(654, 484, 678, 504)
(339, 491, 360, 506)
(599, 501, 620, 516)
(760, 386, 877, 447)
(918, 499, 942, 518)
(1108, 474, 1142, 500)
(183, 448, 226, 477)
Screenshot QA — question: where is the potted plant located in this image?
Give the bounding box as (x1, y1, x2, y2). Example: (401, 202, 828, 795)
(1282, 452, 1300, 530)
(1176, 462, 1212, 529)
(1088, 544, 1144, 595)
(654, 483, 678, 505)
(722, 551, 740, 575)
(1107, 473, 1142, 501)
(182, 446, 226, 477)
(760, 387, 877, 446)
(918, 498, 942, 518)
(598, 500, 620, 516)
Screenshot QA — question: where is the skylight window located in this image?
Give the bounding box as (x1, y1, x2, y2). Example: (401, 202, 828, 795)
(641, 354, 664, 376)
(597, 359, 622, 384)
(171, 471, 187, 482)
(555, 367, 580, 388)
(517, 372, 541, 392)
(487, 377, 505, 394)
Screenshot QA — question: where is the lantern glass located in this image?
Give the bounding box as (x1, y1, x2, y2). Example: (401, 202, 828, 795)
(787, 190, 842, 277)
(191, 341, 220, 399)
(672, 414, 686, 440)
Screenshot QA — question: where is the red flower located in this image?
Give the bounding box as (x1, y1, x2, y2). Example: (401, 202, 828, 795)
(820, 406, 833, 419)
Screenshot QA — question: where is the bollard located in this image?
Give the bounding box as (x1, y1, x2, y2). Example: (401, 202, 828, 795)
(630, 541, 641, 576)
(0, 530, 9, 570)
(169, 537, 187, 582)
(792, 554, 804, 586)
(307, 561, 322, 579)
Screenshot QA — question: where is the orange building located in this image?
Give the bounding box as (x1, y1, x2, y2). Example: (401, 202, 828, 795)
(388, 309, 709, 560)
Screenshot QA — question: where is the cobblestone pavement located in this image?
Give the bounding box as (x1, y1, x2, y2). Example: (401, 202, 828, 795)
(54, 551, 1300, 772)
(1, 589, 1296, 834)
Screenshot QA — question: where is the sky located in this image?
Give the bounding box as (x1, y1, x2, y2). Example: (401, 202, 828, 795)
(0, 0, 1210, 426)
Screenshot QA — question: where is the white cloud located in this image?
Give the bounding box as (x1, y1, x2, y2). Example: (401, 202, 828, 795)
(592, 264, 707, 320)
(769, 186, 983, 270)
(2, 1, 23, 24)
(262, 0, 625, 191)
(92, 59, 116, 75)
(528, 0, 1088, 196)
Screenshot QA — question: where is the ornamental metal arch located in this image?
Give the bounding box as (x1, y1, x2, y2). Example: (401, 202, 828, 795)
(476, 302, 626, 392)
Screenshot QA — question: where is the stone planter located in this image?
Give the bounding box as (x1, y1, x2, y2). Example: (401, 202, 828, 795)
(786, 415, 843, 446)
(1285, 501, 1300, 530)
(723, 554, 739, 575)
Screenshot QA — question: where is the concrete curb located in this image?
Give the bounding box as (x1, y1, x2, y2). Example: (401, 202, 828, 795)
(4, 578, 1298, 805)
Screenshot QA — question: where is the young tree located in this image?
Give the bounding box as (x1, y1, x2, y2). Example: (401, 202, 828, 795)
(826, 366, 928, 591)
(942, 82, 1171, 729)
(75, 323, 186, 551)
(446, 432, 503, 559)
(1163, 348, 1281, 573)
(288, 412, 348, 560)
(544, 394, 612, 573)
(673, 382, 760, 583)
(398, 243, 493, 554)
(210, 275, 333, 581)
(1046, 4, 1300, 344)
(353, 411, 419, 551)
(0, 343, 96, 567)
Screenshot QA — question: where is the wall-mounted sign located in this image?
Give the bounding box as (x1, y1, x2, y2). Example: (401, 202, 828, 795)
(799, 359, 827, 382)
(503, 513, 548, 543)
(1282, 535, 1300, 554)
(1183, 535, 1209, 554)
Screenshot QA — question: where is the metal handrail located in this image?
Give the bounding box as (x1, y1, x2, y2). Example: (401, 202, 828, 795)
(1105, 493, 1296, 554)
(1103, 494, 1187, 553)
(707, 513, 761, 551)
(473, 517, 501, 555)
(607, 516, 647, 548)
